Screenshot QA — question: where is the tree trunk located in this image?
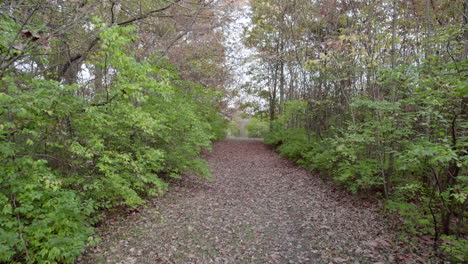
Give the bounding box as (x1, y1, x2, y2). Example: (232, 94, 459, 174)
(279, 55, 285, 114)
(269, 62, 279, 131)
(463, 0, 468, 60)
(425, 0, 432, 59)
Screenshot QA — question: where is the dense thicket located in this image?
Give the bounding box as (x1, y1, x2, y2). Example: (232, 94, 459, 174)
(0, 1, 228, 262)
(244, 0, 467, 260)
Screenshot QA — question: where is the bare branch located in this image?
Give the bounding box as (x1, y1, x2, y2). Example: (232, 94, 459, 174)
(117, 0, 181, 26)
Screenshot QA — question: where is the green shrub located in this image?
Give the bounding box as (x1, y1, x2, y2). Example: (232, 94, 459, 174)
(0, 24, 226, 263)
(246, 118, 268, 138)
(0, 158, 96, 263)
(261, 58, 467, 261)
(440, 235, 468, 262)
(227, 121, 240, 136)
(276, 129, 310, 161)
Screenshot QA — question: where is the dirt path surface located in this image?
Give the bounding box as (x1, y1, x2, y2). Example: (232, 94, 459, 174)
(79, 140, 404, 264)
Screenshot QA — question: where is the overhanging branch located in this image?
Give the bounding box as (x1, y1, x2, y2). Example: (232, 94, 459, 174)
(117, 0, 181, 26)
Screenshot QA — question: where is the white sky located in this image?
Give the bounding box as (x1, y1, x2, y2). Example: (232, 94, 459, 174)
(223, 4, 265, 111)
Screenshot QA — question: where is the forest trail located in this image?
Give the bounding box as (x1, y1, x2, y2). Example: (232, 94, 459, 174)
(79, 140, 402, 264)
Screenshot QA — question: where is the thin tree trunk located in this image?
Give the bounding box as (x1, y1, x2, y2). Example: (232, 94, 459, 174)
(425, 0, 432, 59)
(463, 0, 468, 60)
(269, 62, 279, 131)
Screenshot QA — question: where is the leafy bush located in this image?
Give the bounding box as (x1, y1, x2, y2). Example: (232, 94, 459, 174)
(440, 235, 468, 262)
(0, 24, 226, 263)
(262, 58, 467, 261)
(0, 156, 96, 263)
(246, 118, 268, 138)
(275, 129, 310, 161)
(227, 121, 240, 136)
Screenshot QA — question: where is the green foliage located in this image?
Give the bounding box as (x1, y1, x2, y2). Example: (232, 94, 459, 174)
(247, 0, 466, 260)
(386, 199, 433, 236)
(227, 121, 240, 137)
(299, 139, 337, 174)
(0, 24, 226, 263)
(275, 129, 310, 161)
(246, 118, 268, 138)
(440, 235, 468, 262)
(262, 58, 467, 259)
(0, 157, 96, 263)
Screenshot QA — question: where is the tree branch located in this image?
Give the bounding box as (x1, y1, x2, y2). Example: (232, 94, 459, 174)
(117, 0, 181, 26)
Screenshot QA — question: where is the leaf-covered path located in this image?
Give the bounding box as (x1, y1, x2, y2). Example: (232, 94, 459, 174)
(79, 140, 406, 264)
